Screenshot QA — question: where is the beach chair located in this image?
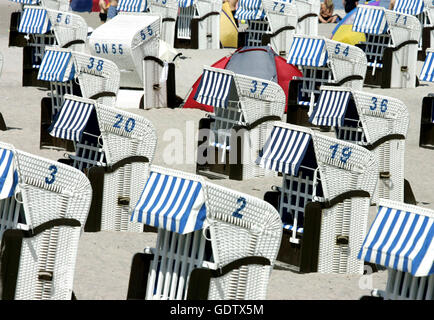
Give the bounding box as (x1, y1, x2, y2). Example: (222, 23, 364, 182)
(359, 199, 434, 300)
(257, 122, 378, 274)
(309, 86, 411, 204)
(194, 66, 286, 180)
(175, 0, 221, 49)
(235, 0, 298, 57)
(37, 46, 120, 150)
(89, 13, 178, 109)
(286, 35, 367, 126)
(353, 5, 421, 88)
(418, 49, 434, 149)
(0, 52, 6, 131)
(49, 95, 157, 232)
(14, 5, 88, 88)
(126, 165, 282, 300)
(0, 142, 92, 300)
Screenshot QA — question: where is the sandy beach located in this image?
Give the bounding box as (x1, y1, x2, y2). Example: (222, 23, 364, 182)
(0, 2, 432, 300)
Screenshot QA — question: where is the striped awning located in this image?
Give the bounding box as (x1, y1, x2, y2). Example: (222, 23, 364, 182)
(287, 37, 328, 67)
(130, 171, 207, 234)
(0, 148, 18, 200)
(117, 0, 147, 12)
(234, 0, 265, 20)
(194, 69, 233, 108)
(49, 98, 94, 142)
(256, 126, 311, 175)
(394, 0, 425, 15)
(9, 0, 40, 4)
(18, 7, 51, 34)
(178, 0, 195, 8)
(358, 203, 434, 277)
(420, 51, 434, 82)
(37, 49, 76, 82)
(352, 6, 388, 35)
(309, 90, 352, 127)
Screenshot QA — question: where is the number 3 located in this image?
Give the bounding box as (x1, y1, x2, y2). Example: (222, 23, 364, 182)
(45, 165, 58, 185)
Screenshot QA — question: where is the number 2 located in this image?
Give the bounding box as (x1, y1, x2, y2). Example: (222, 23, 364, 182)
(232, 197, 246, 219)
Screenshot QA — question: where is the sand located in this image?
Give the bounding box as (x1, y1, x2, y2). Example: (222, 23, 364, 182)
(0, 2, 432, 300)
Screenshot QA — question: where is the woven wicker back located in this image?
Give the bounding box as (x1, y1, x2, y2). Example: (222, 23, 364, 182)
(45, 9, 87, 50)
(384, 10, 422, 47)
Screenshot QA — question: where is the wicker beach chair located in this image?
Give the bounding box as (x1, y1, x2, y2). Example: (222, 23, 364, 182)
(309, 86, 411, 204)
(49, 95, 157, 233)
(286, 35, 367, 126)
(352, 5, 421, 88)
(419, 49, 434, 149)
(37, 46, 120, 150)
(175, 0, 221, 49)
(88, 13, 178, 109)
(0, 141, 92, 300)
(235, 0, 298, 57)
(257, 122, 378, 274)
(126, 165, 282, 300)
(359, 199, 434, 300)
(194, 66, 286, 180)
(13, 5, 88, 88)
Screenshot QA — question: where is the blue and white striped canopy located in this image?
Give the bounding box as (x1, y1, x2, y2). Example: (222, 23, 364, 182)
(358, 203, 434, 277)
(352, 6, 388, 35)
(420, 51, 434, 82)
(309, 89, 352, 127)
(49, 98, 94, 142)
(37, 49, 75, 82)
(178, 0, 195, 8)
(234, 0, 266, 20)
(287, 37, 328, 67)
(0, 148, 18, 200)
(18, 7, 51, 34)
(117, 0, 147, 12)
(194, 69, 233, 108)
(256, 126, 311, 175)
(131, 171, 207, 234)
(394, 0, 425, 15)
(9, 0, 40, 4)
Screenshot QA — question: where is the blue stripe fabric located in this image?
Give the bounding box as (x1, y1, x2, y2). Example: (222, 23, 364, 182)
(394, 0, 424, 15)
(117, 0, 147, 12)
(178, 0, 195, 8)
(352, 6, 388, 35)
(256, 126, 311, 175)
(37, 49, 75, 82)
(287, 37, 328, 67)
(9, 0, 40, 3)
(309, 90, 351, 127)
(130, 171, 207, 234)
(358, 204, 434, 277)
(420, 51, 434, 82)
(234, 0, 266, 20)
(283, 223, 304, 234)
(48, 98, 94, 142)
(0, 148, 18, 200)
(194, 69, 233, 108)
(18, 7, 52, 34)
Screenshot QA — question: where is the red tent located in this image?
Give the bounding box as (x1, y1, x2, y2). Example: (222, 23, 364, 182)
(183, 46, 302, 113)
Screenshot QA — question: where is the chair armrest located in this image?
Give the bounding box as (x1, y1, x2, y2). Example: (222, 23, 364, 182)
(232, 116, 282, 132)
(186, 256, 271, 300)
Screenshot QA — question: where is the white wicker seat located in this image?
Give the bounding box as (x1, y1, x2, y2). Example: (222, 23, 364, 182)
(0, 141, 92, 300)
(48, 95, 157, 233)
(286, 35, 367, 125)
(194, 66, 286, 180)
(353, 5, 421, 88)
(175, 0, 221, 49)
(256, 122, 378, 274)
(309, 86, 409, 204)
(36, 46, 120, 150)
(419, 49, 434, 149)
(235, 0, 298, 57)
(126, 165, 282, 300)
(359, 199, 434, 300)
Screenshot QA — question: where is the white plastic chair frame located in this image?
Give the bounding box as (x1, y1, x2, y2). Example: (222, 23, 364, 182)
(126, 165, 282, 300)
(0, 141, 92, 300)
(196, 66, 286, 180)
(261, 123, 378, 274)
